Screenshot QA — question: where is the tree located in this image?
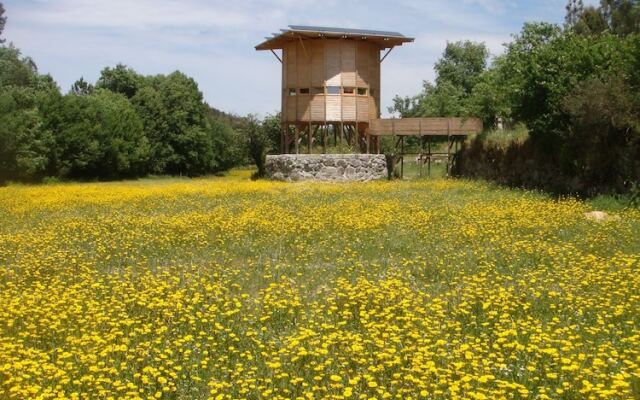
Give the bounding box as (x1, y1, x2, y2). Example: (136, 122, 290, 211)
(0, 2, 6, 44)
(0, 87, 53, 183)
(130, 71, 236, 176)
(434, 41, 489, 95)
(243, 115, 270, 178)
(262, 113, 281, 153)
(69, 77, 94, 96)
(0, 45, 58, 183)
(467, 59, 513, 128)
(566, 0, 640, 36)
(601, 0, 640, 36)
(43, 90, 149, 179)
(96, 64, 144, 98)
(0, 46, 39, 88)
(566, 0, 586, 27)
(389, 41, 488, 118)
(566, 0, 608, 35)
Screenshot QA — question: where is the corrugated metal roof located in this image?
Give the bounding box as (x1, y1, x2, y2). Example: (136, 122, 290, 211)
(256, 25, 414, 50)
(285, 25, 409, 39)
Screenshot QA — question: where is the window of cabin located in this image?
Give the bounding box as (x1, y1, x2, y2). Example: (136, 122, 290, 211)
(299, 88, 310, 95)
(326, 86, 340, 95)
(343, 87, 355, 94)
(311, 87, 323, 95)
(357, 88, 368, 96)
(288, 88, 297, 96)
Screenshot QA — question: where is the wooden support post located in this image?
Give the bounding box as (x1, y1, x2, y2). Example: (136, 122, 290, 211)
(294, 125, 299, 154)
(446, 120, 451, 177)
(365, 127, 370, 154)
(400, 136, 405, 179)
(446, 136, 455, 177)
(307, 124, 312, 154)
(419, 135, 424, 178)
(322, 125, 327, 154)
(281, 125, 286, 154)
(428, 136, 431, 177)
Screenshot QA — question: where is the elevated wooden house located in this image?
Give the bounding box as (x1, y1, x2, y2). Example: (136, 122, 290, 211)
(256, 25, 413, 153)
(256, 25, 482, 161)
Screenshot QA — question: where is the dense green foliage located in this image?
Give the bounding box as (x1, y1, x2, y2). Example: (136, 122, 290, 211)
(0, 12, 251, 183)
(0, 2, 253, 183)
(41, 89, 150, 179)
(242, 116, 269, 178)
(390, 41, 490, 120)
(0, 46, 57, 183)
(394, 0, 640, 195)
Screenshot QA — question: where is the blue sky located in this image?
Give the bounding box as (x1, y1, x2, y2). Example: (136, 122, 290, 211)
(3, 0, 596, 117)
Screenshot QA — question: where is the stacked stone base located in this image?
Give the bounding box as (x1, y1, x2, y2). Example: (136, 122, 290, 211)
(266, 154, 387, 182)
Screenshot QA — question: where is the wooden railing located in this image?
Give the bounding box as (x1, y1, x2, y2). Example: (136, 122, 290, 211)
(369, 117, 483, 136)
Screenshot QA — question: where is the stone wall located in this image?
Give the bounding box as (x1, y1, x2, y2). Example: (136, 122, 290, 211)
(266, 154, 387, 182)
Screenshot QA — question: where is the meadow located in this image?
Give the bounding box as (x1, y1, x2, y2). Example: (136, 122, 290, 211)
(0, 170, 639, 400)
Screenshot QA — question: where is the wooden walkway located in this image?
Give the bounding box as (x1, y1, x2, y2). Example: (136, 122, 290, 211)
(368, 117, 483, 178)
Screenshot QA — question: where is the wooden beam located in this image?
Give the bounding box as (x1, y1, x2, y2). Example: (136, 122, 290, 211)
(380, 47, 393, 63)
(270, 49, 283, 63)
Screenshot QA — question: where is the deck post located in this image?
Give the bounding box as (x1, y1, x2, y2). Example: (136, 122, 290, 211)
(400, 136, 405, 179)
(323, 125, 328, 153)
(281, 124, 286, 154)
(428, 136, 431, 177)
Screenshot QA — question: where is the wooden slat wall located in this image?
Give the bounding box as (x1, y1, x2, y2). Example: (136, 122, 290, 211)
(286, 42, 297, 88)
(297, 41, 311, 88)
(310, 95, 325, 121)
(370, 46, 380, 91)
(356, 42, 370, 88)
(369, 97, 380, 120)
(341, 41, 356, 87)
(286, 98, 297, 122)
(311, 41, 324, 87)
(342, 96, 356, 121)
(326, 96, 341, 121)
(282, 45, 288, 123)
(297, 96, 310, 120)
(369, 118, 483, 135)
(357, 97, 369, 121)
(325, 41, 341, 86)
(280, 39, 383, 123)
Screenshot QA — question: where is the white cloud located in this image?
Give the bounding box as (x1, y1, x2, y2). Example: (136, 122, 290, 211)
(15, 0, 281, 31)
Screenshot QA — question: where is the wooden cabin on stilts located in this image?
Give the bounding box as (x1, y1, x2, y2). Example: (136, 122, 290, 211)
(256, 26, 483, 177)
(256, 26, 413, 154)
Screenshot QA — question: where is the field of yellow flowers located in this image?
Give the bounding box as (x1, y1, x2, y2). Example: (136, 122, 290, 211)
(1, 171, 639, 400)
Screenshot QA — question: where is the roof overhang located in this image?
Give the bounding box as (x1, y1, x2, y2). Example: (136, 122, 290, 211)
(256, 25, 414, 51)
